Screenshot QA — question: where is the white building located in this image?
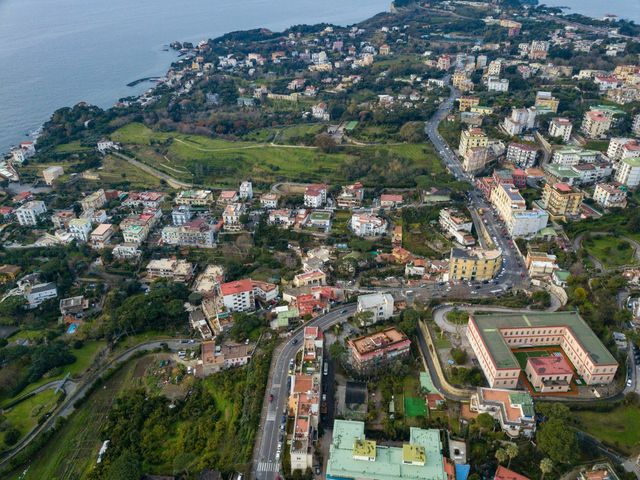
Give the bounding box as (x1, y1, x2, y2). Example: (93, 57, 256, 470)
(607, 138, 640, 162)
(506, 143, 538, 168)
(633, 113, 640, 136)
(113, 243, 141, 260)
(239, 181, 253, 199)
(350, 213, 387, 237)
(304, 184, 328, 208)
(15, 201, 47, 226)
(593, 183, 628, 209)
(614, 157, 640, 188)
(502, 107, 537, 136)
(509, 209, 549, 237)
(24, 282, 58, 308)
(548, 117, 573, 143)
(68, 218, 92, 242)
(487, 77, 509, 92)
(219, 279, 255, 312)
(171, 205, 193, 226)
(356, 293, 394, 325)
(43, 166, 64, 185)
(97, 140, 119, 153)
(260, 193, 279, 209)
(551, 147, 599, 167)
(222, 203, 245, 232)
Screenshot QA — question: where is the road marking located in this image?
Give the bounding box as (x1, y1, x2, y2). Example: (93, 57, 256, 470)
(272, 383, 280, 389)
(258, 462, 279, 472)
(266, 411, 276, 421)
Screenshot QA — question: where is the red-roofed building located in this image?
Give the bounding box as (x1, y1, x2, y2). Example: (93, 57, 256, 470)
(525, 355, 573, 392)
(304, 184, 328, 208)
(494, 466, 531, 480)
(12, 191, 33, 204)
(220, 279, 255, 312)
(295, 294, 328, 318)
(380, 194, 403, 208)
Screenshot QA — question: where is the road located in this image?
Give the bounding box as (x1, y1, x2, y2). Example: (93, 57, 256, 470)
(0, 338, 198, 467)
(112, 151, 192, 189)
(424, 76, 528, 291)
(252, 304, 356, 480)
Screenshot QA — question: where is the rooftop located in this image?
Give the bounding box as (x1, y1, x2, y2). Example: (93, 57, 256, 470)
(349, 327, 409, 355)
(527, 355, 573, 376)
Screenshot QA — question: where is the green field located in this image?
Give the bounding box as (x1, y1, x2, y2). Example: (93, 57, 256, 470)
(576, 405, 640, 455)
(98, 154, 162, 188)
(513, 349, 550, 369)
(110, 123, 446, 188)
(0, 390, 60, 450)
(404, 396, 427, 418)
(583, 236, 637, 268)
(54, 141, 92, 153)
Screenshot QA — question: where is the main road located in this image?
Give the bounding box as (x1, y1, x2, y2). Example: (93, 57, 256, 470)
(252, 304, 357, 480)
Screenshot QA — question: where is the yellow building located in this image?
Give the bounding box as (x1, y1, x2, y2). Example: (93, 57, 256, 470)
(458, 96, 480, 112)
(540, 182, 584, 219)
(535, 91, 559, 113)
(470, 105, 494, 115)
(581, 111, 612, 138)
(449, 247, 502, 281)
(453, 71, 473, 92)
(459, 128, 488, 158)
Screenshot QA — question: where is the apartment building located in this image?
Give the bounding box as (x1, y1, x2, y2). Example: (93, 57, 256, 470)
(614, 157, 640, 187)
(534, 91, 559, 113)
(80, 189, 107, 212)
(350, 213, 387, 237)
(239, 181, 253, 199)
(336, 182, 364, 209)
(581, 110, 612, 138)
(222, 203, 246, 232)
(90, 224, 115, 249)
(593, 183, 628, 209)
(348, 327, 411, 374)
(462, 146, 489, 174)
(459, 128, 488, 158)
(123, 191, 165, 209)
(502, 107, 537, 136)
(439, 208, 474, 245)
(525, 251, 558, 277)
(356, 293, 394, 325)
(217, 190, 239, 205)
(51, 210, 75, 230)
(171, 205, 193, 225)
(219, 279, 255, 312)
(15, 201, 47, 226)
(548, 117, 573, 142)
(304, 184, 328, 208)
(175, 189, 214, 207)
(487, 76, 509, 92)
(161, 219, 218, 248)
(506, 143, 537, 168)
(551, 147, 599, 167)
(470, 387, 535, 438)
(540, 182, 584, 219)
(146, 258, 194, 283)
(449, 247, 502, 281)
(68, 218, 92, 242)
(293, 270, 326, 288)
(260, 192, 279, 209)
(633, 113, 640, 136)
(24, 282, 58, 308)
(458, 96, 480, 112)
(490, 183, 548, 237)
(606, 138, 640, 162)
(467, 312, 618, 389)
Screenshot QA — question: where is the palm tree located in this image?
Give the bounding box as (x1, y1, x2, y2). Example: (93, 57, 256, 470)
(540, 458, 553, 480)
(495, 448, 508, 466)
(506, 442, 519, 468)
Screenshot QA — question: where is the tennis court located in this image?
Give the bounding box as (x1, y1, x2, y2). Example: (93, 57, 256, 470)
(404, 396, 427, 417)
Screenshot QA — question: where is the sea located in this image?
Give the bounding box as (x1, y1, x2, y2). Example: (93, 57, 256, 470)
(539, 0, 640, 24)
(0, 0, 390, 153)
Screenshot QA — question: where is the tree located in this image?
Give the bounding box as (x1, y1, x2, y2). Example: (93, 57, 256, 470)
(354, 310, 374, 326)
(450, 348, 468, 365)
(540, 457, 553, 480)
(329, 342, 346, 362)
(573, 287, 588, 304)
(505, 442, 518, 468)
(314, 133, 338, 153)
(537, 418, 578, 464)
(104, 451, 142, 480)
(473, 413, 495, 438)
(4, 427, 20, 446)
(399, 121, 426, 143)
(495, 448, 508, 465)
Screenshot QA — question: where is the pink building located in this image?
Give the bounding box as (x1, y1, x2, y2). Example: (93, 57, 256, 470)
(525, 356, 573, 392)
(348, 327, 411, 373)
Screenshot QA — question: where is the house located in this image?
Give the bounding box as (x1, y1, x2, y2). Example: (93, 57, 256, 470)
(222, 203, 245, 232)
(90, 224, 115, 249)
(494, 466, 531, 480)
(614, 157, 640, 188)
(336, 182, 364, 209)
(260, 193, 279, 209)
(51, 210, 75, 229)
(24, 282, 58, 308)
(304, 184, 327, 208)
(593, 183, 627, 209)
(470, 388, 536, 438)
(112, 243, 141, 260)
(312, 102, 330, 121)
(80, 189, 107, 212)
(579, 464, 620, 480)
(68, 218, 92, 242)
(525, 251, 557, 277)
(59, 296, 89, 316)
(175, 189, 213, 207)
(293, 270, 326, 288)
(0, 206, 13, 222)
(379, 194, 403, 209)
(43, 166, 64, 185)
(146, 258, 194, 283)
(123, 191, 165, 209)
(15, 201, 47, 226)
(97, 140, 119, 153)
(356, 293, 394, 325)
(525, 356, 573, 392)
(439, 208, 474, 246)
(197, 340, 254, 376)
(239, 181, 253, 199)
(350, 213, 387, 237)
(348, 327, 411, 373)
(171, 205, 193, 225)
(308, 210, 331, 230)
(534, 91, 559, 113)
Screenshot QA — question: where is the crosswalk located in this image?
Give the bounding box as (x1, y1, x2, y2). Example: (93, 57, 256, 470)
(266, 411, 276, 421)
(257, 461, 279, 472)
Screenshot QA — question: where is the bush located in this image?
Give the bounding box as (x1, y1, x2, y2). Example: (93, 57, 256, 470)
(4, 427, 20, 446)
(450, 348, 468, 365)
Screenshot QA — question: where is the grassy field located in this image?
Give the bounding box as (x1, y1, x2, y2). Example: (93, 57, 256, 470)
(576, 405, 640, 455)
(54, 141, 92, 153)
(404, 396, 427, 418)
(0, 390, 60, 450)
(110, 123, 446, 188)
(583, 236, 636, 268)
(96, 154, 162, 188)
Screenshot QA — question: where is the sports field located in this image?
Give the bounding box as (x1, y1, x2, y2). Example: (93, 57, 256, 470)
(404, 396, 427, 418)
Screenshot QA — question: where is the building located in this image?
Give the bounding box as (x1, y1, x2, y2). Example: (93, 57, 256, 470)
(59, 295, 89, 316)
(449, 247, 502, 281)
(146, 258, 194, 283)
(80, 189, 107, 212)
(467, 311, 618, 389)
(239, 181, 253, 199)
(534, 91, 559, 113)
(171, 205, 193, 225)
(458, 96, 480, 112)
(593, 183, 627, 209)
(337, 182, 365, 209)
(24, 282, 58, 308)
(112, 243, 141, 260)
(350, 213, 387, 237)
(122, 224, 147, 246)
(123, 191, 165, 209)
(161, 219, 218, 248)
(494, 466, 531, 480)
(356, 293, 394, 325)
(68, 218, 92, 242)
(51, 210, 75, 229)
(525, 356, 573, 393)
(260, 193, 279, 209)
(549, 117, 573, 143)
(222, 203, 245, 232)
(379, 194, 403, 209)
(487, 77, 509, 92)
(502, 107, 537, 136)
(581, 111, 612, 138)
(293, 270, 326, 288)
(175, 189, 213, 207)
(348, 327, 411, 374)
(96, 140, 119, 153)
(506, 143, 537, 169)
(439, 208, 474, 245)
(42, 166, 64, 185)
(462, 146, 488, 174)
(525, 251, 557, 277)
(529, 40, 549, 60)
(326, 420, 449, 480)
(219, 279, 255, 312)
(304, 184, 328, 208)
(0, 265, 21, 284)
(614, 157, 640, 188)
(607, 138, 640, 162)
(197, 340, 254, 376)
(90, 224, 115, 249)
(579, 464, 621, 480)
(470, 388, 535, 438)
(437, 54, 451, 71)
(490, 183, 548, 237)
(540, 182, 584, 219)
(633, 113, 640, 136)
(15, 200, 47, 226)
(459, 128, 488, 158)
(551, 147, 599, 167)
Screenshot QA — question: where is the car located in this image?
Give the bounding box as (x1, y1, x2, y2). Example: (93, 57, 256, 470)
(315, 466, 321, 475)
(292, 338, 298, 345)
(276, 451, 281, 461)
(341, 309, 348, 314)
(627, 379, 633, 387)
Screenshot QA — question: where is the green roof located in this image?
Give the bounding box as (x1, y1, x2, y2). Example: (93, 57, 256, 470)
(553, 270, 571, 282)
(420, 371, 438, 394)
(544, 163, 580, 179)
(508, 392, 535, 417)
(310, 211, 331, 220)
(536, 227, 558, 238)
(345, 121, 359, 131)
(471, 311, 617, 369)
(327, 420, 446, 480)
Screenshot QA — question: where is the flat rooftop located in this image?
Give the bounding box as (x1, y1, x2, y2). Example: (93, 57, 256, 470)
(349, 327, 408, 355)
(470, 311, 617, 369)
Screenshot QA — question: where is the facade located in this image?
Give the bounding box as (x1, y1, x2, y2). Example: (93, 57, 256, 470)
(593, 183, 627, 209)
(506, 143, 537, 168)
(80, 189, 107, 212)
(222, 203, 245, 232)
(552, 147, 599, 167)
(161, 219, 218, 248)
(90, 224, 115, 249)
(540, 182, 584, 219)
(24, 282, 58, 308)
(68, 218, 92, 242)
(260, 193, 279, 209)
(171, 205, 193, 225)
(581, 111, 612, 138)
(487, 77, 509, 92)
(337, 182, 365, 209)
(459, 128, 488, 158)
(348, 327, 411, 373)
(490, 183, 548, 237)
(502, 107, 537, 136)
(534, 91, 559, 113)
(462, 146, 488, 174)
(449, 247, 502, 281)
(112, 243, 141, 260)
(606, 138, 640, 162)
(219, 279, 255, 312)
(146, 258, 194, 283)
(633, 113, 640, 136)
(293, 270, 326, 288)
(350, 213, 387, 237)
(525, 251, 557, 277)
(439, 208, 474, 245)
(198, 341, 254, 376)
(356, 293, 394, 325)
(470, 387, 535, 438)
(458, 96, 480, 112)
(467, 312, 618, 389)
(304, 184, 328, 208)
(123, 191, 165, 209)
(15, 201, 47, 226)
(614, 157, 640, 188)
(525, 356, 573, 393)
(176, 189, 213, 207)
(43, 166, 64, 185)
(239, 181, 253, 199)
(379, 194, 403, 208)
(549, 117, 573, 142)
(326, 420, 448, 480)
